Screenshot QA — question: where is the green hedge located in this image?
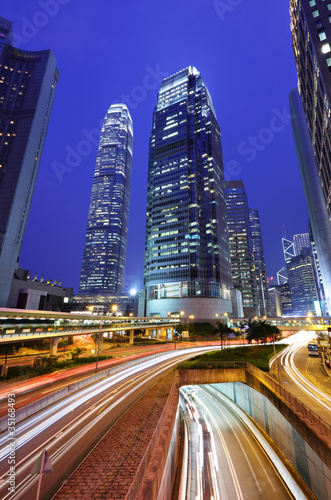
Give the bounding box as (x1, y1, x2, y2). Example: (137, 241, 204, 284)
(4, 355, 114, 380)
(178, 345, 287, 372)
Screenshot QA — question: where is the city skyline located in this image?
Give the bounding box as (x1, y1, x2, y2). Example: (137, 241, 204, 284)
(0, 2, 309, 294)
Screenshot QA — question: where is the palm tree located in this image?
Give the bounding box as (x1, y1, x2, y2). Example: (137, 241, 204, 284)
(214, 321, 235, 348)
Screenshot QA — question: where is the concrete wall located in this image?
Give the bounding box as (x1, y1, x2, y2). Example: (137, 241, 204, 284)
(146, 297, 232, 319)
(139, 367, 331, 500)
(212, 381, 331, 500)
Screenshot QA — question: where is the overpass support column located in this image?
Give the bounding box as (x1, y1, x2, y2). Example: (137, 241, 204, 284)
(144, 328, 150, 338)
(129, 329, 134, 345)
(160, 328, 167, 340)
(49, 338, 58, 356)
(170, 328, 174, 341)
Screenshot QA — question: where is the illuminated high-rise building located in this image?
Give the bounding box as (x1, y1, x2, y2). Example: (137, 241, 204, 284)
(293, 233, 310, 255)
(249, 209, 270, 317)
(0, 17, 58, 307)
(79, 104, 133, 298)
(290, 1, 331, 313)
(144, 67, 232, 318)
(225, 181, 260, 317)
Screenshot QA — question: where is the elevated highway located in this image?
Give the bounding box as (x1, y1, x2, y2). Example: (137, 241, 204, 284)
(231, 316, 331, 332)
(0, 308, 178, 353)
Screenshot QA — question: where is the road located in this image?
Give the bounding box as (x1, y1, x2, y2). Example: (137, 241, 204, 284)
(0, 345, 220, 500)
(270, 331, 331, 425)
(180, 385, 292, 500)
(0, 341, 223, 417)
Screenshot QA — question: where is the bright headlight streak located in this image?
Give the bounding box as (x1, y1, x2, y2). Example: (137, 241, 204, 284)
(208, 424, 219, 472)
(282, 332, 331, 411)
(208, 452, 221, 500)
(193, 392, 244, 500)
(196, 451, 202, 500)
(0, 346, 216, 462)
(197, 388, 264, 493)
(0, 357, 184, 499)
(198, 422, 204, 470)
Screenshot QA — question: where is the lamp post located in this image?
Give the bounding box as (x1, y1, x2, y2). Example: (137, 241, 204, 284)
(95, 309, 102, 374)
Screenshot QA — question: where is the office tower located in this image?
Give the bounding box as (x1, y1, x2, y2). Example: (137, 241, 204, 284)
(249, 208, 270, 316)
(293, 233, 310, 255)
(289, 88, 331, 314)
(282, 238, 296, 263)
(268, 286, 282, 317)
(290, 1, 331, 313)
(79, 104, 133, 298)
(287, 248, 319, 316)
(277, 266, 288, 285)
(0, 17, 58, 307)
(278, 283, 293, 316)
(144, 67, 232, 318)
(225, 181, 259, 317)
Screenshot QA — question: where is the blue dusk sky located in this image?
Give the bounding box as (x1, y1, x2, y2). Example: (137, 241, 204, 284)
(1, 1, 308, 293)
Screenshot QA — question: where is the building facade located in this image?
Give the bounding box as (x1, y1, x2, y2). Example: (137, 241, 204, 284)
(0, 17, 59, 307)
(144, 67, 232, 318)
(290, 1, 331, 313)
(79, 104, 133, 299)
(293, 232, 310, 255)
(249, 208, 271, 316)
(289, 87, 331, 314)
(287, 249, 319, 316)
(225, 181, 260, 317)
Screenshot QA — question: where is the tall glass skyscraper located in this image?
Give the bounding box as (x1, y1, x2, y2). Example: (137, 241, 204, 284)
(249, 209, 270, 317)
(290, 1, 331, 313)
(0, 17, 58, 307)
(144, 67, 232, 318)
(225, 181, 260, 317)
(79, 104, 133, 298)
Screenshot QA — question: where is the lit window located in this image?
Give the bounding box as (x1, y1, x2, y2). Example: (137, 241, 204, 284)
(319, 32, 327, 41)
(328, 3, 331, 11)
(322, 43, 331, 53)
(327, 57, 331, 66)
(309, 0, 316, 6)
(312, 9, 319, 17)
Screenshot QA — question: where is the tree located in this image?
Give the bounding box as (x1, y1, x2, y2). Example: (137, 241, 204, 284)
(214, 321, 235, 347)
(189, 322, 216, 337)
(245, 320, 280, 344)
(70, 347, 84, 361)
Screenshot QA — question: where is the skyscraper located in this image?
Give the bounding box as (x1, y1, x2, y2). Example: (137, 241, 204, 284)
(290, 1, 331, 313)
(225, 181, 260, 317)
(287, 249, 319, 316)
(0, 17, 59, 307)
(278, 232, 322, 315)
(79, 104, 133, 298)
(293, 233, 310, 255)
(144, 67, 232, 318)
(249, 209, 270, 317)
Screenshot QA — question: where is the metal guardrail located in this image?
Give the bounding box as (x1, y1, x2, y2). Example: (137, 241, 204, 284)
(178, 360, 247, 370)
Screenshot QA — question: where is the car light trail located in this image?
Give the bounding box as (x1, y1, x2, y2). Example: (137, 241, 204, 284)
(276, 332, 331, 413)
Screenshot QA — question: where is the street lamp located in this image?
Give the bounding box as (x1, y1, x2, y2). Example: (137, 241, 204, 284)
(95, 309, 103, 374)
(188, 315, 194, 335)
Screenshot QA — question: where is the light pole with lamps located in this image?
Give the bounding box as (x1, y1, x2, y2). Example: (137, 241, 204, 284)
(95, 308, 103, 374)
